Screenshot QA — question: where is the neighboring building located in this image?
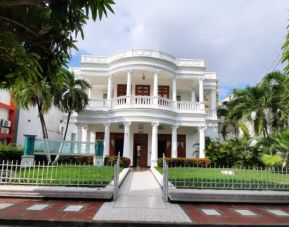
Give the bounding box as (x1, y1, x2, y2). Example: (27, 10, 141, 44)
(16, 106, 64, 146)
(0, 90, 16, 144)
(68, 49, 219, 167)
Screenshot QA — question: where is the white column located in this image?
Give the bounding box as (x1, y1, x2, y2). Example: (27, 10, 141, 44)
(199, 78, 204, 103)
(172, 76, 177, 109)
(107, 75, 112, 107)
(191, 89, 196, 102)
(210, 89, 217, 117)
(123, 122, 131, 158)
(199, 126, 205, 158)
(153, 70, 159, 104)
(103, 123, 110, 157)
(151, 122, 159, 167)
(126, 70, 132, 104)
(76, 123, 83, 142)
(171, 125, 178, 158)
(88, 88, 91, 99)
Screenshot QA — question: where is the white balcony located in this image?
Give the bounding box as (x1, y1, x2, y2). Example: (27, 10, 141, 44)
(87, 96, 205, 113)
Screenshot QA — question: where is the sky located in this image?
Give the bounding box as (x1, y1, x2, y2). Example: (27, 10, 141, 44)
(69, 0, 288, 100)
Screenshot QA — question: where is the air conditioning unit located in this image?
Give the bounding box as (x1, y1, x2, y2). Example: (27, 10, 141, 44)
(0, 127, 9, 134)
(1, 119, 11, 128)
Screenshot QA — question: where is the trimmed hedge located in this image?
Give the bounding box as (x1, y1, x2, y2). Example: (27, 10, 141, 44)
(0, 144, 52, 164)
(157, 157, 211, 167)
(104, 156, 131, 168)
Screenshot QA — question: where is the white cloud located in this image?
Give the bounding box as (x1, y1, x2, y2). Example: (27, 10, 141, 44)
(73, 0, 288, 99)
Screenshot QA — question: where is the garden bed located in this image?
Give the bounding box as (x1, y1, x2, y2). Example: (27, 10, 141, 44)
(5, 165, 116, 187)
(157, 167, 289, 191)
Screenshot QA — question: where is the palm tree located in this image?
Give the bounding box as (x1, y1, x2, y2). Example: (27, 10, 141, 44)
(218, 101, 243, 140)
(262, 71, 289, 131)
(12, 78, 53, 162)
(53, 71, 90, 163)
(228, 84, 272, 138)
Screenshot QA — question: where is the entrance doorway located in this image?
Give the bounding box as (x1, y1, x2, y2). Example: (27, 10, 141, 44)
(133, 133, 148, 168)
(115, 139, 124, 157)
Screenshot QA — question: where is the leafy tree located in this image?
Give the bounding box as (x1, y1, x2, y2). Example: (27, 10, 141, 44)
(12, 78, 54, 162)
(258, 128, 289, 167)
(282, 18, 289, 74)
(53, 71, 90, 163)
(0, 0, 115, 87)
(261, 71, 289, 131)
(228, 84, 272, 138)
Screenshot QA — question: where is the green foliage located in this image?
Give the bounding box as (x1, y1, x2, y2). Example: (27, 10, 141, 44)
(0, 144, 23, 162)
(220, 71, 289, 140)
(0, 144, 46, 163)
(260, 154, 282, 167)
(157, 167, 289, 191)
(104, 156, 131, 168)
(282, 19, 289, 74)
(205, 137, 263, 167)
(0, 0, 115, 87)
(157, 157, 211, 167)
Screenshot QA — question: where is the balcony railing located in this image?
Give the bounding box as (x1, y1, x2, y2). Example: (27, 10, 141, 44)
(87, 96, 206, 113)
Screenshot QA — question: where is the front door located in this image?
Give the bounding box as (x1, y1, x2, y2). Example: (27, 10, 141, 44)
(133, 133, 148, 168)
(117, 84, 127, 97)
(158, 86, 170, 99)
(135, 85, 150, 96)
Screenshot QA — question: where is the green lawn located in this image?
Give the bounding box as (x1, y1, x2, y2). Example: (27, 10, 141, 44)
(13, 165, 116, 187)
(157, 167, 289, 191)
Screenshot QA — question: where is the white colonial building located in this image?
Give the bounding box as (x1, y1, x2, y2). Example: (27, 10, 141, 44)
(69, 49, 218, 167)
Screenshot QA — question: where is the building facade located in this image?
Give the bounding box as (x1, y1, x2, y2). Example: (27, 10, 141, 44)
(0, 90, 16, 144)
(69, 49, 218, 167)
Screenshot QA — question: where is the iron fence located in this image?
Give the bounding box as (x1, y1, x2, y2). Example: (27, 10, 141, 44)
(0, 160, 115, 188)
(163, 163, 289, 191)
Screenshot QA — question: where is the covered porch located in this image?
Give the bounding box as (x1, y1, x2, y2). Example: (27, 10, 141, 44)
(76, 122, 206, 167)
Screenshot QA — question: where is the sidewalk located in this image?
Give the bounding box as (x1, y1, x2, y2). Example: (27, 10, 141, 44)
(93, 169, 191, 223)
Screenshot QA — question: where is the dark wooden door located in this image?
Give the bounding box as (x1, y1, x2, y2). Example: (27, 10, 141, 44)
(135, 85, 150, 96)
(177, 135, 186, 157)
(110, 133, 124, 156)
(133, 134, 148, 168)
(117, 84, 127, 97)
(158, 86, 170, 98)
(158, 134, 171, 158)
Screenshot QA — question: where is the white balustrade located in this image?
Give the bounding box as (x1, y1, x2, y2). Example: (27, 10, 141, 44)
(88, 97, 205, 112)
(88, 99, 108, 110)
(158, 97, 172, 109)
(133, 96, 153, 105)
(112, 96, 128, 108)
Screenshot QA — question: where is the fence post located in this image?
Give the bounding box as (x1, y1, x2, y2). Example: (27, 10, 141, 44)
(163, 153, 169, 202)
(21, 135, 36, 167)
(113, 152, 120, 200)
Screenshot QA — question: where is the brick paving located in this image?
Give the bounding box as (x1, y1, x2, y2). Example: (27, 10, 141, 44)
(0, 198, 289, 226)
(0, 198, 102, 222)
(182, 203, 289, 225)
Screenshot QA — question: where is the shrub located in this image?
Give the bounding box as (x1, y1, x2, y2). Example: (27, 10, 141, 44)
(104, 156, 131, 168)
(0, 144, 23, 162)
(157, 157, 211, 167)
(57, 156, 93, 164)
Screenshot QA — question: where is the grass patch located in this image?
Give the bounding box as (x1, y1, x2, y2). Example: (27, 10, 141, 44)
(156, 167, 289, 191)
(12, 165, 116, 187)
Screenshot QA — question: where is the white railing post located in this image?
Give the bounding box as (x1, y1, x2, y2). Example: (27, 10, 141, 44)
(162, 154, 169, 202)
(113, 152, 120, 200)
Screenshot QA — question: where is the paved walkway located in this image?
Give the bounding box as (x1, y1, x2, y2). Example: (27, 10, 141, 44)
(93, 169, 191, 223)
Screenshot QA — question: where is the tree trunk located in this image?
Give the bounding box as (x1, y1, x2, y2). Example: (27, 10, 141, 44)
(52, 111, 72, 164)
(37, 100, 51, 163)
(63, 111, 71, 140)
